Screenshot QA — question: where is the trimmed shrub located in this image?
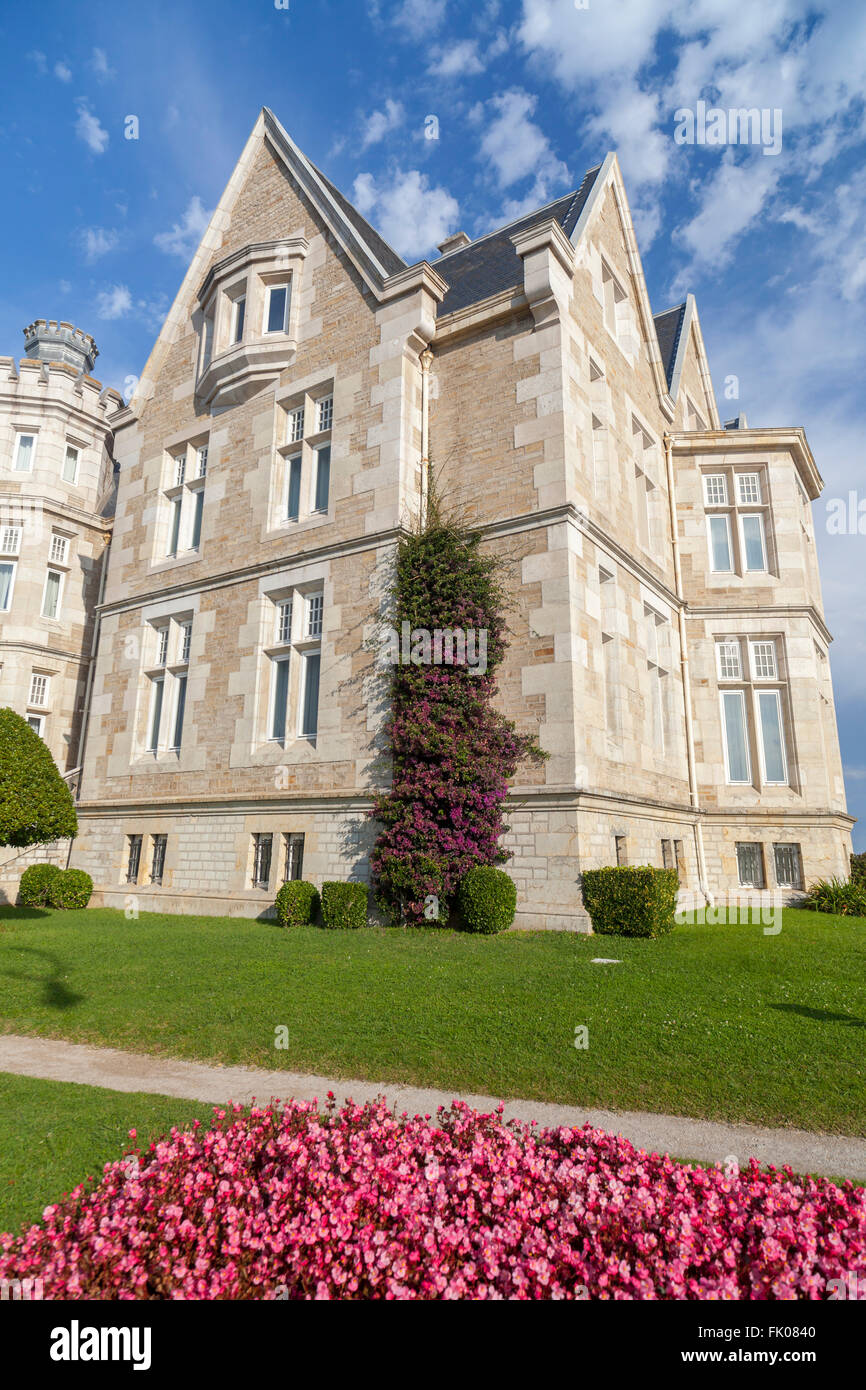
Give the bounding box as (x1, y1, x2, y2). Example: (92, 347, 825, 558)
(47, 868, 93, 910)
(274, 881, 319, 928)
(320, 881, 368, 930)
(0, 707, 77, 848)
(581, 865, 678, 938)
(850, 853, 866, 887)
(457, 866, 516, 934)
(801, 877, 866, 918)
(18, 863, 62, 908)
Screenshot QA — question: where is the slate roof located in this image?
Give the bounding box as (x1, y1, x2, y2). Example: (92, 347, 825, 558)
(653, 303, 688, 390)
(431, 165, 603, 317)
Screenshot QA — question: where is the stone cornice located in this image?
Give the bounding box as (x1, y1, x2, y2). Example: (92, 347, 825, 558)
(670, 427, 823, 498)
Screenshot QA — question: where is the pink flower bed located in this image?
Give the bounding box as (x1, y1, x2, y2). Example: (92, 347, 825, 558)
(1, 1097, 863, 1299)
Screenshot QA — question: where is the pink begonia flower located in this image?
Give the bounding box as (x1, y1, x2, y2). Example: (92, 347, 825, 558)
(1, 1098, 863, 1301)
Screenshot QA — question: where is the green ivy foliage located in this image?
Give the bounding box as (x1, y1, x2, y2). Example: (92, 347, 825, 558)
(371, 487, 545, 926)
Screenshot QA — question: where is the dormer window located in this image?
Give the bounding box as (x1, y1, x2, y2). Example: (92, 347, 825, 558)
(195, 239, 308, 406)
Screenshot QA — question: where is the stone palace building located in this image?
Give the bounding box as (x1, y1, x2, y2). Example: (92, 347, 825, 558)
(0, 109, 853, 927)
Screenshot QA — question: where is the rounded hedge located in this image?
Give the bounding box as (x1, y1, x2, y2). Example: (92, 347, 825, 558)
(47, 868, 94, 910)
(581, 865, 678, 938)
(0, 707, 77, 848)
(320, 881, 368, 930)
(457, 866, 516, 934)
(18, 863, 62, 908)
(274, 880, 320, 928)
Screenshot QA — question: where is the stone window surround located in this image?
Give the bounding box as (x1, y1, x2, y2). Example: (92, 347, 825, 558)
(272, 379, 335, 530)
(195, 237, 309, 407)
(119, 825, 171, 887)
(714, 633, 795, 791)
(150, 430, 210, 574)
(702, 462, 774, 578)
(260, 581, 324, 750)
(133, 596, 199, 768)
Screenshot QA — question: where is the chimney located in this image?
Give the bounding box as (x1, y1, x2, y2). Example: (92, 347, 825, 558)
(23, 319, 98, 374)
(437, 231, 471, 256)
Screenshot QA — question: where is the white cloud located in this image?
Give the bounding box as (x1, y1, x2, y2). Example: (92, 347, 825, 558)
(59, 280, 72, 294)
(95, 284, 132, 319)
(54, 60, 72, 82)
(429, 40, 485, 78)
(75, 103, 109, 155)
(671, 151, 782, 283)
(80, 227, 119, 262)
(475, 89, 569, 216)
(360, 99, 404, 149)
(353, 168, 459, 259)
(153, 196, 212, 258)
(28, 50, 47, 75)
(393, 0, 448, 38)
(91, 47, 115, 81)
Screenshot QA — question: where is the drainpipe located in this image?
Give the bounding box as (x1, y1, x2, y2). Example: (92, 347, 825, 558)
(664, 432, 711, 903)
(419, 347, 433, 524)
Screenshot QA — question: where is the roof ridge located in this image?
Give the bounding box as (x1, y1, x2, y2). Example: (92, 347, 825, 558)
(433, 174, 601, 263)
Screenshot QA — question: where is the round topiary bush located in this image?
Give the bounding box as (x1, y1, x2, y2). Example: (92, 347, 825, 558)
(18, 863, 63, 908)
(47, 868, 94, 910)
(320, 881, 368, 929)
(0, 707, 77, 848)
(457, 866, 516, 934)
(274, 880, 319, 927)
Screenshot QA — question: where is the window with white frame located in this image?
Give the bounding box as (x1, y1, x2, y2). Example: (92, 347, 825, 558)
(0, 526, 21, 556)
(264, 282, 291, 335)
(231, 293, 246, 345)
(716, 640, 742, 681)
(704, 474, 728, 507)
(287, 406, 305, 444)
(13, 432, 36, 472)
(716, 636, 790, 787)
(737, 473, 761, 505)
(143, 615, 193, 755)
(750, 640, 777, 681)
(275, 388, 333, 525)
(49, 533, 70, 565)
(26, 714, 45, 737)
(702, 466, 771, 577)
(28, 672, 50, 708)
(316, 394, 333, 434)
(264, 587, 323, 745)
(0, 561, 16, 612)
(162, 442, 207, 558)
(41, 568, 64, 621)
(62, 444, 80, 484)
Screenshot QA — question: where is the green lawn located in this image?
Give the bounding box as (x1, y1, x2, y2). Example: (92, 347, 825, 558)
(0, 906, 864, 1134)
(0, 1072, 214, 1236)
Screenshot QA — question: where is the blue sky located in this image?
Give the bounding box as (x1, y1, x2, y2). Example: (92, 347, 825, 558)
(1, 0, 864, 846)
